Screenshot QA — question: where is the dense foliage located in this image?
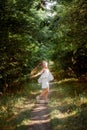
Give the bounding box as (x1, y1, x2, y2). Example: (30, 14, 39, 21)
(50, 0, 87, 79)
(0, 0, 87, 93)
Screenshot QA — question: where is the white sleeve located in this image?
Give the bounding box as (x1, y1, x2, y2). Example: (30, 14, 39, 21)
(37, 70, 43, 83)
(38, 76, 42, 83)
(48, 71, 54, 81)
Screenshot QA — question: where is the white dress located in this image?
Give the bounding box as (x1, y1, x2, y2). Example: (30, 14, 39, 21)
(38, 69, 54, 89)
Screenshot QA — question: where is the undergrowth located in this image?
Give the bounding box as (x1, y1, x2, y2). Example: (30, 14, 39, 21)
(49, 80, 87, 130)
(0, 79, 87, 130)
(0, 82, 40, 130)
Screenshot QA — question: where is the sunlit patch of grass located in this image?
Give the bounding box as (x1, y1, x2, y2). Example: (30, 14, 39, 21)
(49, 80, 87, 130)
(56, 78, 78, 84)
(0, 96, 34, 130)
(0, 82, 39, 130)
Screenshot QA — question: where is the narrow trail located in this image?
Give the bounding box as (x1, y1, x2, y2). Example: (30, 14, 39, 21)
(27, 81, 87, 130)
(27, 103, 51, 130)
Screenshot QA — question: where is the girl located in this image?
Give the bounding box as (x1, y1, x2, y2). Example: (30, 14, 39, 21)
(30, 61, 54, 102)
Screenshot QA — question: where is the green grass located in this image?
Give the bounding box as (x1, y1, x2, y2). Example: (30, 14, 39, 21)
(0, 82, 40, 130)
(49, 79, 87, 130)
(0, 79, 87, 130)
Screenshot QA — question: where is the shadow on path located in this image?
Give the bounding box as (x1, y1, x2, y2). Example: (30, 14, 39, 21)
(27, 103, 51, 130)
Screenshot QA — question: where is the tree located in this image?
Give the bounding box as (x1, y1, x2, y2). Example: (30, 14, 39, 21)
(50, 0, 87, 78)
(0, 0, 54, 92)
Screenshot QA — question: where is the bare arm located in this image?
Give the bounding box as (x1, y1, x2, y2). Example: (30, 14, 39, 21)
(30, 70, 43, 78)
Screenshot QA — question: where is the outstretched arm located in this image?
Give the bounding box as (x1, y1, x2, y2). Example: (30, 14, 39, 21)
(30, 70, 43, 78)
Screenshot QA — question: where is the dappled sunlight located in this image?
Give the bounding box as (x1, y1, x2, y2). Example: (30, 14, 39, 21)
(30, 119, 50, 125)
(49, 80, 87, 130)
(54, 78, 78, 84)
(16, 121, 31, 130)
(30, 91, 39, 95)
(0, 91, 35, 130)
(0, 80, 87, 130)
(28, 103, 51, 130)
(9, 108, 33, 129)
(0, 0, 87, 129)
(50, 108, 77, 119)
(50, 106, 87, 130)
(28, 121, 50, 130)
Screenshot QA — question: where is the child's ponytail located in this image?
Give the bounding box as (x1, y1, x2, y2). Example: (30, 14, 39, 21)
(30, 62, 42, 76)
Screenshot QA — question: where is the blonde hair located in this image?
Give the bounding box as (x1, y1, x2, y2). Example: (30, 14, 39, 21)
(42, 61, 48, 68)
(30, 61, 48, 76)
(30, 62, 42, 76)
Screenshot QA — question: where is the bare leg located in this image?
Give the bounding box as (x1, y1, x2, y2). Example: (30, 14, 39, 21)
(39, 88, 49, 100)
(45, 91, 49, 100)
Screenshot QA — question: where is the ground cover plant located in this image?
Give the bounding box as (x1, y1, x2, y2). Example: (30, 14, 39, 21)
(0, 83, 39, 130)
(49, 79, 87, 130)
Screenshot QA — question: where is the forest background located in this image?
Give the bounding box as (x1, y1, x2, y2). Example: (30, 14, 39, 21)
(0, 0, 87, 130)
(0, 0, 87, 93)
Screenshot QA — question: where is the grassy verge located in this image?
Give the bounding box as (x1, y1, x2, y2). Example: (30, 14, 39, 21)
(1, 79, 87, 130)
(0, 82, 40, 130)
(49, 79, 87, 130)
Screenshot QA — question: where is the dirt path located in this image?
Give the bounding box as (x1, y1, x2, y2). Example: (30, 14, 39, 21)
(27, 103, 51, 130)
